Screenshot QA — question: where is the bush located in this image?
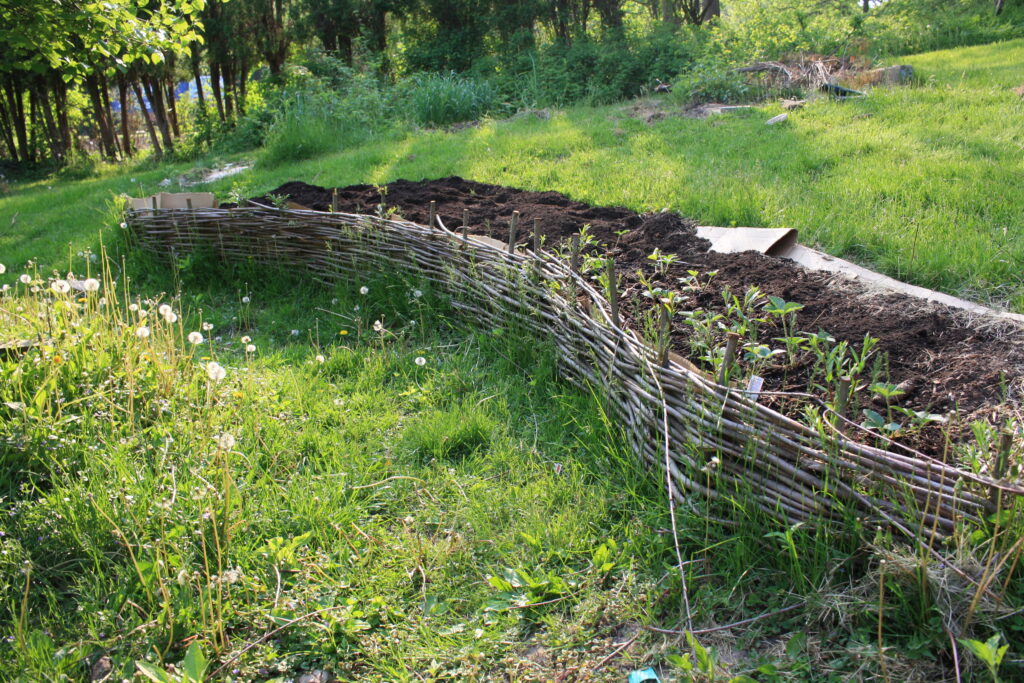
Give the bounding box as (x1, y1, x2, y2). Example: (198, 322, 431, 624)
(400, 72, 498, 127)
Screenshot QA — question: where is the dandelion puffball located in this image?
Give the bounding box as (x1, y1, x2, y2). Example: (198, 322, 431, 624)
(245, 344, 256, 353)
(359, 286, 369, 295)
(0, 263, 5, 274)
(315, 354, 325, 364)
(240, 335, 251, 344)
(136, 326, 150, 339)
(163, 311, 178, 324)
(129, 303, 139, 312)
(188, 332, 204, 345)
(290, 329, 300, 336)
(19, 274, 30, 284)
(373, 320, 384, 332)
(158, 304, 172, 317)
(202, 322, 214, 331)
(82, 278, 100, 292)
(412, 289, 423, 298)
(241, 296, 251, 304)
(415, 356, 426, 366)
(51, 280, 70, 294)
(215, 433, 236, 450)
(206, 361, 227, 381)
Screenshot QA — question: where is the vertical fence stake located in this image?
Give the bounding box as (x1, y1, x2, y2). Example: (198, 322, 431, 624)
(658, 305, 671, 367)
(462, 209, 469, 243)
(836, 376, 852, 428)
(607, 257, 620, 329)
(428, 200, 436, 228)
(569, 233, 581, 302)
(718, 332, 741, 385)
(991, 428, 1014, 510)
(331, 188, 338, 213)
(508, 210, 519, 253)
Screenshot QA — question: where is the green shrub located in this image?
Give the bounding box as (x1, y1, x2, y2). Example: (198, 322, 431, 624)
(401, 72, 498, 127)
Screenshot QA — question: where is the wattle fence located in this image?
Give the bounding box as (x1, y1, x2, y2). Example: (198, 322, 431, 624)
(125, 203, 1022, 541)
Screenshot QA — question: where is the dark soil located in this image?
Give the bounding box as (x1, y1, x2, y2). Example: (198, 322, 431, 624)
(246, 178, 1024, 452)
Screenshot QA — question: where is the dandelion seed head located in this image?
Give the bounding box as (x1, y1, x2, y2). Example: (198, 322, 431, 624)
(412, 289, 423, 298)
(206, 361, 227, 381)
(245, 344, 256, 353)
(215, 433, 236, 450)
(0, 264, 5, 274)
(291, 329, 300, 336)
(202, 322, 214, 331)
(415, 356, 426, 366)
(163, 311, 178, 324)
(19, 274, 30, 284)
(373, 320, 384, 332)
(240, 335, 251, 344)
(51, 280, 70, 295)
(82, 278, 100, 292)
(188, 332, 204, 345)
(359, 286, 369, 295)
(129, 303, 139, 312)
(241, 296, 251, 304)
(119, 222, 128, 229)
(158, 304, 172, 317)
(136, 326, 150, 339)
(315, 354, 325, 364)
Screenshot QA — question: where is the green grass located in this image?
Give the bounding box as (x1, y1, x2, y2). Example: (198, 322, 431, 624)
(2, 39, 1024, 681)
(4, 40, 1023, 310)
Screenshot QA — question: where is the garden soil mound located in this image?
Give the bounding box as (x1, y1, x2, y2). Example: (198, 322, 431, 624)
(250, 178, 1023, 445)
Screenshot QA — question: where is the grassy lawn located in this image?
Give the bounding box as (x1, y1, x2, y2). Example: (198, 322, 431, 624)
(3, 40, 1023, 311)
(2, 39, 1023, 681)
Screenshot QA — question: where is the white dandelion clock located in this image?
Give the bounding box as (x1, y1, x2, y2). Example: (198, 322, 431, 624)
(202, 322, 214, 331)
(240, 335, 251, 344)
(412, 289, 423, 299)
(188, 332, 204, 345)
(215, 433, 236, 450)
(163, 311, 178, 324)
(82, 278, 100, 292)
(415, 356, 426, 366)
(136, 326, 150, 339)
(0, 263, 5, 274)
(359, 286, 369, 295)
(19, 274, 30, 284)
(315, 354, 325, 364)
(129, 303, 139, 312)
(373, 320, 384, 332)
(51, 280, 70, 294)
(245, 344, 256, 353)
(241, 296, 251, 304)
(158, 304, 172, 317)
(206, 361, 227, 382)
(290, 329, 300, 336)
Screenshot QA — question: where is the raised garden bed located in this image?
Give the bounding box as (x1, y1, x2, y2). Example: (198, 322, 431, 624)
(245, 178, 1024, 457)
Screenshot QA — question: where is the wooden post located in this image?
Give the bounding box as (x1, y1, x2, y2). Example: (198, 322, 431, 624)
(990, 428, 1014, 509)
(658, 305, 671, 367)
(331, 188, 338, 213)
(569, 233, 581, 301)
(462, 209, 469, 242)
(718, 332, 741, 385)
(508, 210, 519, 253)
(607, 258, 619, 329)
(150, 196, 158, 212)
(836, 376, 852, 424)
(428, 200, 436, 228)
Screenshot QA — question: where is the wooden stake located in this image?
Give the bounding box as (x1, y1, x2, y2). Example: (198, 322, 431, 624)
(569, 233, 581, 301)
(836, 376, 852, 418)
(607, 258, 620, 329)
(990, 428, 1014, 510)
(718, 332, 741, 385)
(428, 200, 436, 228)
(462, 209, 469, 242)
(332, 188, 338, 213)
(658, 305, 671, 367)
(508, 210, 519, 253)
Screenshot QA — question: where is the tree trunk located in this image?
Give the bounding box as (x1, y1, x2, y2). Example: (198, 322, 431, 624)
(117, 77, 133, 158)
(237, 59, 248, 116)
(209, 61, 226, 121)
(35, 82, 65, 162)
(222, 61, 235, 120)
(53, 77, 72, 154)
(0, 96, 18, 161)
(191, 44, 207, 112)
(165, 75, 180, 137)
(99, 73, 121, 158)
(995, 0, 1005, 15)
(85, 74, 118, 159)
(132, 79, 162, 159)
(142, 75, 174, 153)
(5, 77, 29, 162)
(699, 0, 720, 23)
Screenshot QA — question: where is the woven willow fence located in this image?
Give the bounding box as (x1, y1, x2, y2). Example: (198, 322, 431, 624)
(126, 203, 1022, 540)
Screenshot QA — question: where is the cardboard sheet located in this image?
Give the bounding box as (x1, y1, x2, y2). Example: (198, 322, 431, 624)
(129, 192, 217, 210)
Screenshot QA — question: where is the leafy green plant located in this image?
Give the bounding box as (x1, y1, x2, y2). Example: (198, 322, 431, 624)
(959, 633, 1009, 683)
(402, 72, 498, 127)
(136, 642, 208, 683)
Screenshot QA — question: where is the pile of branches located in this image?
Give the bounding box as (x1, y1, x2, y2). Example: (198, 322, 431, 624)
(737, 54, 865, 90)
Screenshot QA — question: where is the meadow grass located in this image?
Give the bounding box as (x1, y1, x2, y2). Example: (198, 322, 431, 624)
(3, 40, 1022, 310)
(1, 39, 1024, 681)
